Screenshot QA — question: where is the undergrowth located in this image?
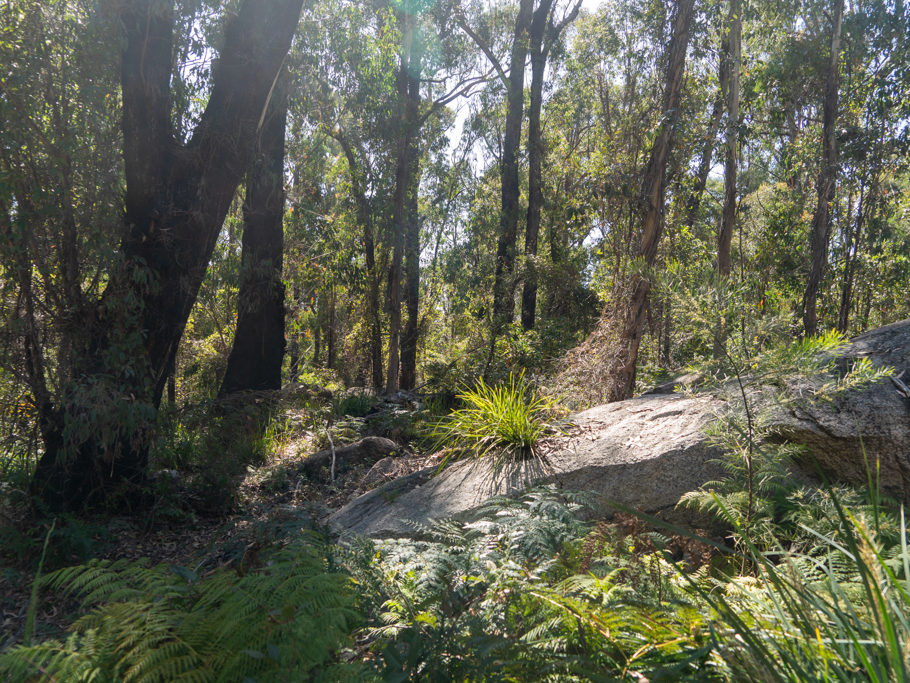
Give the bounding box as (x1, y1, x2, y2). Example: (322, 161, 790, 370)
(3, 333, 909, 680)
(2, 482, 909, 681)
(430, 371, 563, 469)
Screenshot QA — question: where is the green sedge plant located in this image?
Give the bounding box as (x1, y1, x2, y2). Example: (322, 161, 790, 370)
(430, 371, 564, 470)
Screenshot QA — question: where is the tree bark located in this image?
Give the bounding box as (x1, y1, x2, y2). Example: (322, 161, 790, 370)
(607, 0, 695, 402)
(716, 0, 741, 278)
(803, 0, 844, 337)
(31, 0, 304, 511)
(491, 0, 534, 333)
(399, 44, 423, 391)
(219, 74, 288, 395)
(327, 285, 337, 370)
(385, 11, 420, 395)
(520, 0, 554, 331)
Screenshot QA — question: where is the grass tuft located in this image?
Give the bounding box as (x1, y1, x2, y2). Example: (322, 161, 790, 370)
(430, 371, 561, 469)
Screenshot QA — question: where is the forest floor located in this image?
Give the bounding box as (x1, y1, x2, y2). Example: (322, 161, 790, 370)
(0, 418, 438, 650)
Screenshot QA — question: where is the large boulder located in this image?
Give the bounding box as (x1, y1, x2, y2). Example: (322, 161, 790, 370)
(328, 319, 910, 539)
(328, 393, 725, 538)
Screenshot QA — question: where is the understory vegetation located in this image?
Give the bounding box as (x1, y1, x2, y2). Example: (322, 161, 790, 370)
(3, 480, 909, 681)
(1, 331, 908, 680)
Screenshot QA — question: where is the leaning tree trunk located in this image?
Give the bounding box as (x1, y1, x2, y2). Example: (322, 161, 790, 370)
(607, 0, 695, 403)
(803, 0, 844, 337)
(219, 74, 288, 396)
(30, 0, 303, 512)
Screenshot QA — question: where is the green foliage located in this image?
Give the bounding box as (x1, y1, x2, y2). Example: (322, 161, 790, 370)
(7, 485, 910, 682)
(346, 486, 713, 681)
(150, 402, 295, 515)
(680, 314, 891, 540)
(693, 492, 910, 681)
(333, 391, 376, 419)
(0, 534, 362, 682)
(430, 372, 563, 468)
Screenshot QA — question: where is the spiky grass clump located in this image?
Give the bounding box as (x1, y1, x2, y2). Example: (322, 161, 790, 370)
(431, 372, 561, 468)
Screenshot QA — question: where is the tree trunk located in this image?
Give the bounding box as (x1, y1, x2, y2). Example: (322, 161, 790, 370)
(607, 0, 695, 403)
(838, 181, 868, 333)
(683, 93, 723, 228)
(336, 136, 384, 389)
(327, 285, 337, 370)
(385, 13, 418, 395)
(717, 0, 741, 278)
(803, 0, 844, 337)
(219, 75, 287, 395)
(491, 0, 534, 333)
(30, 0, 303, 512)
(399, 47, 423, 391)
(520, 0, 554, 331)
(312, 298, 322, 366)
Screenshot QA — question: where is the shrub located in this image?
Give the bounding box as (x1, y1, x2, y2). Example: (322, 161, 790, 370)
(0, 534, 364, 682)
(430, 371, 562, 468)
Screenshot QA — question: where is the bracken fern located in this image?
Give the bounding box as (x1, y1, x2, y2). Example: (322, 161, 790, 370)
(0, 533, 365, 682)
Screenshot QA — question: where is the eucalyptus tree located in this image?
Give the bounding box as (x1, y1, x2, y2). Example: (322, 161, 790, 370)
(606, 0, 696, 401)
(393, 0, 490, 392)
(716, 0, 741, 278)
(296, 0, 400, 387)
(520, 0, 582, 331)
(457, 0, 534, 342)
(2, 0, 304, 511)
(219, 74, 289, 396)
(802, 0, 844, 337)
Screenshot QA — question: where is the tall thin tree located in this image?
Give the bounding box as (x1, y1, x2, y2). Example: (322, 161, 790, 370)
(803, 0, 844, 337)
(606, 0, 696, 402)
(521, 0, 581, 331)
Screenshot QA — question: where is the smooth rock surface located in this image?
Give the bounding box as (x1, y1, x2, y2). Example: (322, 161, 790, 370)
(328, 319, 910, 539)
(328, 393, 725, 538)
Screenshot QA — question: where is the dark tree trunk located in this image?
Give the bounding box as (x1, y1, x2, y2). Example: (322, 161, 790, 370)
(327, 285, 337, 370)
(386, 23, 410, 395)
(30, 0, 303, 512)
(399, 52, 423, 391)
(520, 0, 553, 331)
(387, 10, 422, 394)
(716, 0, 741, 278)
(803, 0, 844, 337)
(491, 0, 534, 333)
(219, 75, 287, 395)
(607, 0, 695, 402)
